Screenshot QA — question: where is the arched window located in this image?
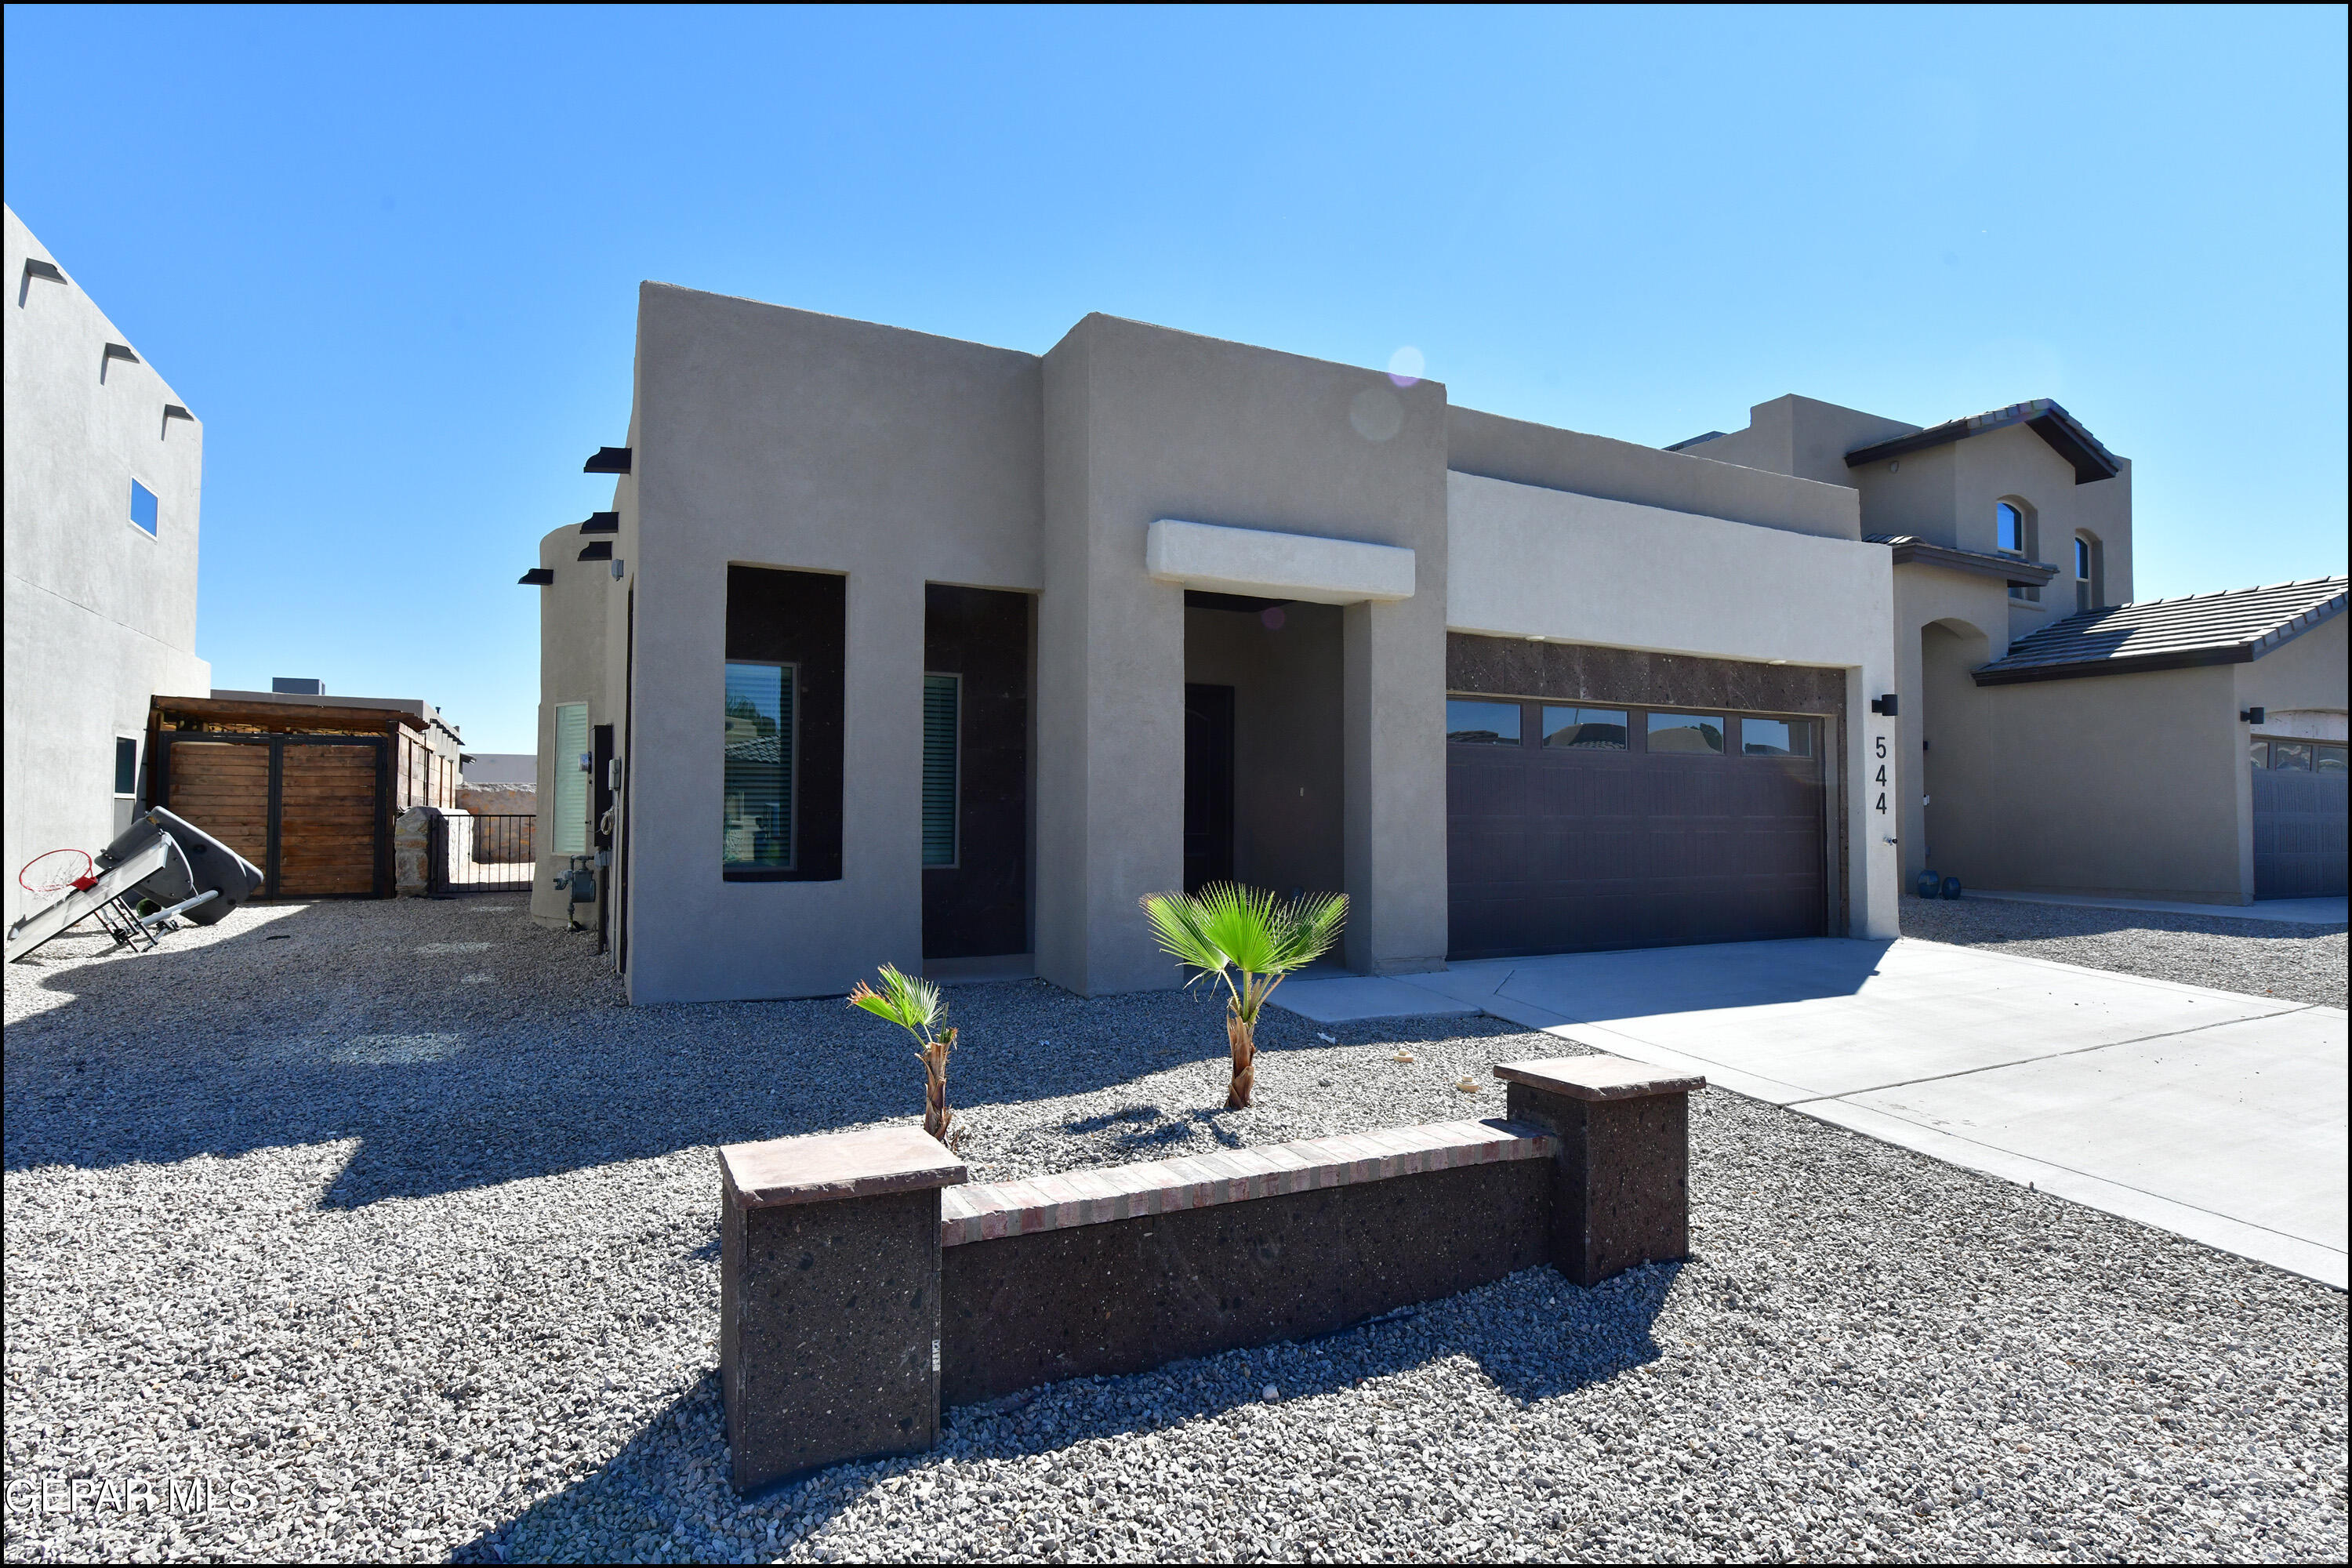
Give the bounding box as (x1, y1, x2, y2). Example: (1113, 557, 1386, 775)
(2074, 532, 2104, 613)
(1998, 500, 2039, 603)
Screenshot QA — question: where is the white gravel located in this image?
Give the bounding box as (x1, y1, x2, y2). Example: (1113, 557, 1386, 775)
(1900, 894, 2347, 1007)
(5, 897, 2344, 1563)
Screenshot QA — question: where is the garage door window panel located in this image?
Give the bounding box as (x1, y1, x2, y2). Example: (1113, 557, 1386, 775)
(1541, 707, 1628, 750)
(1646, 712, 1726, 755)
(1447, 699, 1523, 746)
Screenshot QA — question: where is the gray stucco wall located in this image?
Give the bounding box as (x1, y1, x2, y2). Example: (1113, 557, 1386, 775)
(4, 205, 210, 928)
(533, 521, 612, 926)
(1446, 405, 1860, 541)
(624, 285, 1044, 1002)
(1037, 314, 1450, 992)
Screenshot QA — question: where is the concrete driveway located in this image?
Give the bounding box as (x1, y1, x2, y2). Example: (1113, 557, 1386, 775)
(1274, 938, 2348, 1288)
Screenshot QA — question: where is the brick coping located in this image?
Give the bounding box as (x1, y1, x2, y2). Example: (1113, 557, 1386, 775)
(939, 1118, 1555, 1247)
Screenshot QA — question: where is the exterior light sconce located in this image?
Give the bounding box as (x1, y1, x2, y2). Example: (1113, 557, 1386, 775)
(518, 568, 555, 586)
(610, 558, 626, 580)
(2240, 706, 2265, 724)
(1869, 694, 1899, 716)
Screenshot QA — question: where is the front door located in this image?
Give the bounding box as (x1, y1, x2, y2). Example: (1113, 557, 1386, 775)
(1184, 684, 1235, 892)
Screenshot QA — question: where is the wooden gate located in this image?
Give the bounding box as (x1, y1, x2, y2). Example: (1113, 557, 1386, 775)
(157, 734, 390, 898)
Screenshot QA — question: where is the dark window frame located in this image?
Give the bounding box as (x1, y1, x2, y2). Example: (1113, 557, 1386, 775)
(723, 658, 800, 874)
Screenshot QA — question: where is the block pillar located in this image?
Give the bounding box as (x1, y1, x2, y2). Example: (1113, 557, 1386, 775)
(718, 1127, 966, 1493)
(1496, 1054, 1704, 1287)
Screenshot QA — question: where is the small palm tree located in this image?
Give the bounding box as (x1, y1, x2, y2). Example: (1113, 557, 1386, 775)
(848, 964, 958, 1145)
(1139, 883, 1346, 1109)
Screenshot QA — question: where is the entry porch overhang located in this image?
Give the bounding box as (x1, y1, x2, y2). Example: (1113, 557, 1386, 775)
(1146, 518, 1415, 604)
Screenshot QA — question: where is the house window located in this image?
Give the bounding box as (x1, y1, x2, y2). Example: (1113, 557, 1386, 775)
(2267, 742, 2314, 772)
(130, 480, 158, 535)
(113, 736, 140, 837)
(2073, 534, 2104, 613)
(1740, 717, 1812, 757)
(723, 663, 795, 871)
(1647, 712, 1726, 754)
(1997, 502, 2024, 554)
(2319, 746, 2349, 775)
(921, 673, 960, 867)
(1541, 706, 1628, 750)
(553, 702, 590, 855)
(1446, 699, 1522, 745)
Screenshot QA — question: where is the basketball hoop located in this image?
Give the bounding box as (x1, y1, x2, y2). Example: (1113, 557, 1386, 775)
(18, 849, 96, 895)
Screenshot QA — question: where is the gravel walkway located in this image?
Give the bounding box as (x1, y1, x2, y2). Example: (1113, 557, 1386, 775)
(1900, 895, 2347, 1008)
(5, 898, 2344, 1563)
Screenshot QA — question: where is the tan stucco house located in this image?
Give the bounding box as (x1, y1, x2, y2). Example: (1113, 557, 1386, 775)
(1678, 397, 2346, 906)
(527, 286, 2343, 1005)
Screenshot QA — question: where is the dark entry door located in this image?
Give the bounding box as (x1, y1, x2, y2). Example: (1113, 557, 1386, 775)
(1185, 684, 1235, 892)
(1447, 699, 1826, 960)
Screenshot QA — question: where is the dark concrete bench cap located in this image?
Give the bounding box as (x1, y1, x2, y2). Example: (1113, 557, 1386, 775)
(720, 1126, 967, 1210)
(1494, 1054, 1705, 1102)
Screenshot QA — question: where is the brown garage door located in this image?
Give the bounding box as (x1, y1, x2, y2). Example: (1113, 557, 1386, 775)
(1447, 697, 1826, 960)
(159, 734, 387, 898)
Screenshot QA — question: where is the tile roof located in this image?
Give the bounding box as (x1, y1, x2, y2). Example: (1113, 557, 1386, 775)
(1973, 577, 2348, 686)
(1867, 533, 2059, 586)
(1846, 399, 2122, 485)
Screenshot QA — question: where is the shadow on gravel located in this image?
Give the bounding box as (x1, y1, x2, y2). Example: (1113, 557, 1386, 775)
(1, 900, 1477, 1208)
(450, 1261, 1678, 1563)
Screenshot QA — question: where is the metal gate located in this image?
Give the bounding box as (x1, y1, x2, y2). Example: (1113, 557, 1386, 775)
(429, 815, 537, 894)
(2252, 760, 2349, 898)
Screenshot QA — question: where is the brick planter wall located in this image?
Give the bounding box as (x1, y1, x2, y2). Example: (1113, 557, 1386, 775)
(717, 1054, 1701, 1494)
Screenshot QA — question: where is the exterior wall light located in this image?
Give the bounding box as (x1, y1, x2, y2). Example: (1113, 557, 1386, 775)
(1870, 694, 1899, 716)
(2240, 706, 2265, 724)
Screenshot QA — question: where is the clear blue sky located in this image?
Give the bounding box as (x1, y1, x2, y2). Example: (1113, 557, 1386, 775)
(7, 5, 2344, 753)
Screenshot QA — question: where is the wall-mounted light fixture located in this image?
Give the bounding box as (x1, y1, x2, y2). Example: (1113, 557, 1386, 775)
(2240, 706, 2266, 724)
(1870, 694, 1899, 716)
(610, 558, 626, 580)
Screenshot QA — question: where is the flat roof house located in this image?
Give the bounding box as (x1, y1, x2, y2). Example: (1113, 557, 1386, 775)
(4, 205, 210, 929)
(532, 285, 1900, 1004)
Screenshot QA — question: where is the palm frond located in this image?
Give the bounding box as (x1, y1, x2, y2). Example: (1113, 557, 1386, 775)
(847, 962, 943, 1040)
(1140, 889, 1232, 981)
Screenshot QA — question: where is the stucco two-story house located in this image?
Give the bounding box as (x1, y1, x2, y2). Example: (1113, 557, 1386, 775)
(4, 205, 210, 928)
(1676, 396, 2346, 904)
(528, 285, 1909, 1003)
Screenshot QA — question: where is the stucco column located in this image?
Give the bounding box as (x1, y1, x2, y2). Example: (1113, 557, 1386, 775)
(1342, 597, 1449, 975)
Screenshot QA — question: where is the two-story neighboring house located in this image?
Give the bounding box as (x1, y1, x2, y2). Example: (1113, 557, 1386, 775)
(1675, 396, 2346, 904)
(4, 205, 211, 929)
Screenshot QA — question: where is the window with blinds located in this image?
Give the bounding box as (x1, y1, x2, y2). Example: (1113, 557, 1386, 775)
(922, 673, 960, 868)
(553, 702, 590, 854)
(724, 662, 795, 870)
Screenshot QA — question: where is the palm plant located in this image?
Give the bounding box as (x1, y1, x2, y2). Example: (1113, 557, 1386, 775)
(1138, 883, 1346, 1109)
(847, 964, 958, 1144)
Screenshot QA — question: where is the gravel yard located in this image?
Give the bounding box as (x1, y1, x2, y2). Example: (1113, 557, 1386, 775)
(5, 897, 2345, 1563)
(1900, 895, 2348, 1007)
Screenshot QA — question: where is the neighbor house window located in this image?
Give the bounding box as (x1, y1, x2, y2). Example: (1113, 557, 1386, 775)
(113, 736, 140, 837)
(723, 663, 794, 870)
(1541, 706, 1628, 750)
(1446, 699, 1522, 745)
(130, 480, 158, 535)
(2073, 534, 2104, 613)
(922, 673, 959, 868)
(554, 702, 590, 854)
(1997, 503, 2024, 554)
(1999, 502, 2040, 603)
(1740, 717, 1812, 757)
(1647, 712, 1725, 754)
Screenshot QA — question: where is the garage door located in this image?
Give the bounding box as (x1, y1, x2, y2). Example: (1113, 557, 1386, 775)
(2251, 739, 2349, 898)
(1447, 696, 1827, 960)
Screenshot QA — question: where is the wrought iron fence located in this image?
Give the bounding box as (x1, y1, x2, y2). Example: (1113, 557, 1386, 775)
(430, 813, 536, 893)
